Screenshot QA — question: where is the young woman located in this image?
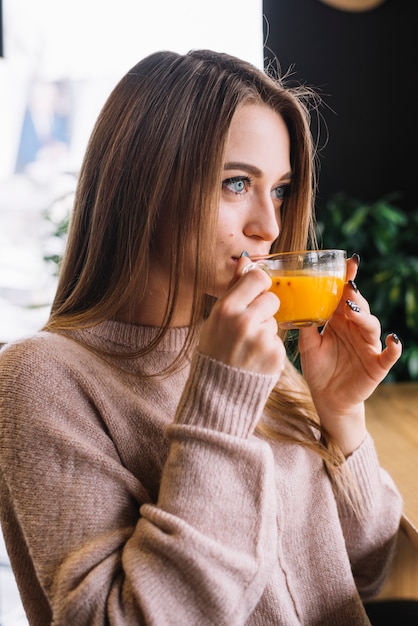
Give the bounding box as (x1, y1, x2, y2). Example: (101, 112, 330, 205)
(0, 49, 402, 625)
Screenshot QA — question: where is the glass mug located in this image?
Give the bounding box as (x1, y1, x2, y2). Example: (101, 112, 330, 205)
(244, 249, 347, 329)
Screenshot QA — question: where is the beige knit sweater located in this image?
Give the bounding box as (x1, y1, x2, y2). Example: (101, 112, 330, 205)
(0, 321, 402, 625)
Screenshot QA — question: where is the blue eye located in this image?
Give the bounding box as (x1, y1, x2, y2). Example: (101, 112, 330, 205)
(223, 176, 250, 194)
(273, 184, 289, 200)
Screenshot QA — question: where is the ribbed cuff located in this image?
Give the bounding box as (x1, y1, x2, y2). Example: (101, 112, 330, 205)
(174, 352, 278, 438)
(339, 434, 383, 515)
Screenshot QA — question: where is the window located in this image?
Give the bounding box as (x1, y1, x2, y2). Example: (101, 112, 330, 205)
(0, 3, 263, 623)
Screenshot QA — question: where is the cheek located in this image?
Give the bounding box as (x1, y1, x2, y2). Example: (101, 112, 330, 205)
(216, 205, 235, 235)
(217, 233, 234, 245)
(216, 213, 235, 246)
(215, 232, 235, 261)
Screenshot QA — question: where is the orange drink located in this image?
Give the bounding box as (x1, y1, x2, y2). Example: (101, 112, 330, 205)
(269, 272, 345, 328)
(245, 250, 347, 329)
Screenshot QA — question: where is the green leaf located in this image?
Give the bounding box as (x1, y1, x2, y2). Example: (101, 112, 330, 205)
(374, 202, 407, 226)
(388, 284, 402, 305)
(405, 288, 418, 329)
(342, 206, 368, 236)
(407, 349, 418, 379)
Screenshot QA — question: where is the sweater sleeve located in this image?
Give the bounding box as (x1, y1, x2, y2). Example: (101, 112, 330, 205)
(0, 340, 279, 626)
(336, 434, 403, 600)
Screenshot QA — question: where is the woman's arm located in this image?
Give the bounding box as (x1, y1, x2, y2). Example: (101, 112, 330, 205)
(336, 435, 403, 599)
(0, 337, 279, 626)
(298, 256, 403, 596)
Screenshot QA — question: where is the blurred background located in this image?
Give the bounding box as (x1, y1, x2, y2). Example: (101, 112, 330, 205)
(0, 1, 263, 623)
(0, 0, 263, 350)
(263, 0, 418, 382)
(0, 1, 417, 622)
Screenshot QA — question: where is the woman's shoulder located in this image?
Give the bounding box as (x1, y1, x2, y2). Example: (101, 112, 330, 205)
(1, 330, 85, 363)
(0, 332, 118, 427)
(0, 331, 94, 388)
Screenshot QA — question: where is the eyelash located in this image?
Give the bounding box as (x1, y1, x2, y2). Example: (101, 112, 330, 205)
(222, 175, 290, 200)
(222, 175, 253, 195)
(273, 183, 290, 200)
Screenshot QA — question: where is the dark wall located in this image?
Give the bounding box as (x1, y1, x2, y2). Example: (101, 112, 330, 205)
(263, 0, 417, 211)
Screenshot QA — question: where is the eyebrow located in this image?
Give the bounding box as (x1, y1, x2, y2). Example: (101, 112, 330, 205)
(224, 162, 292, 180)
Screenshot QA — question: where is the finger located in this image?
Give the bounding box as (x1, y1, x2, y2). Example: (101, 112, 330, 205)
(226, 255, 252, 290)
(235, 254, 253, 278)
(258, 316, 281, 344)
(226, 260, 272, 309)
(246, 290, 280, 324)
(345, 253, 360, 283)
(214, 289, 280, 338)
(331, 254, 361, 316)
(341, 281, 370, 315)
(298, 325, 322, 355)
(343, 299, 381, 341)
(379, 333, 403, 371)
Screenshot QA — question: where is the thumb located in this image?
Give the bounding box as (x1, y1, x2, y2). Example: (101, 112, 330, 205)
(298, 325, 322, 356)
(228, 252, 253, 289)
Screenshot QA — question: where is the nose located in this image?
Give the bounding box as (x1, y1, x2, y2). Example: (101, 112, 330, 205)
(243, 194, 280, 243)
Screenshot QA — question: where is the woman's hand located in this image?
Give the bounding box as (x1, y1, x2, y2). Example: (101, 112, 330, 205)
(199, 257, 286, 378)
(298, 255, 402, 456)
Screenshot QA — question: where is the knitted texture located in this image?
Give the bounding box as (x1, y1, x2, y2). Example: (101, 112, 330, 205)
(0, 321, 402, 625)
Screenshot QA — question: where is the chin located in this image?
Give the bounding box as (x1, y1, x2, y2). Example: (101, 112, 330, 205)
(204, 264, 234, 299)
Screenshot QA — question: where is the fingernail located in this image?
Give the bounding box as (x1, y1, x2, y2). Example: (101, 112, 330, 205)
(391, 333, 400, 344)
(351, 253, 361, 265)
(346, 299, 361, 313)
(240, 251, 250, 258)
(348, 280, 358, 293)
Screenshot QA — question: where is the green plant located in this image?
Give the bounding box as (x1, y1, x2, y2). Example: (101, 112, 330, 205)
(316, 194, 418, 382)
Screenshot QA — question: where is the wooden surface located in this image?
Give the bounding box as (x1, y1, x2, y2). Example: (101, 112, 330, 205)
(365, 382, 418, 599)
(375, 529, 418, 600)
(365, 382, 418, 547)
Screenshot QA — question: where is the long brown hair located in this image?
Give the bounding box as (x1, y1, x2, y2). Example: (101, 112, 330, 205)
(43, 50, 351, 496)
(45, 50, 316, 336)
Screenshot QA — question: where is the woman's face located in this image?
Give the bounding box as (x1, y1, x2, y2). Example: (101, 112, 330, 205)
(129, 101, 291, 327)
(211, 102, 291, 297)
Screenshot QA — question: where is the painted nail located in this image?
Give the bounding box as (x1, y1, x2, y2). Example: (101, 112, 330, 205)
(351, 253, 361, 265)
(240, 251, 250, 258)
(391, 333, 400, 344)
(346, 299, 361, 313)
(348, 280, 358, 293)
